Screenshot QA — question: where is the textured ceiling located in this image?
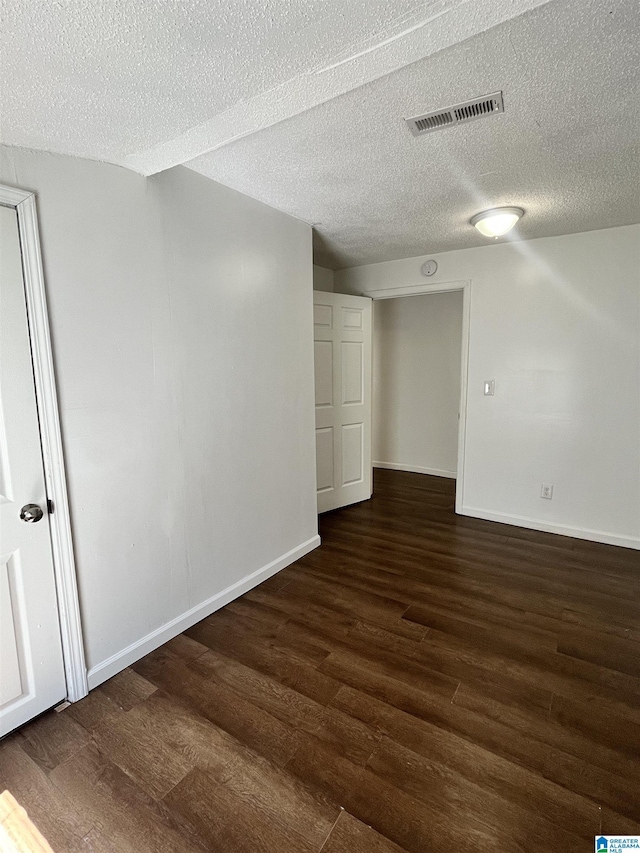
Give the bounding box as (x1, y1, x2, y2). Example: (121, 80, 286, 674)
(188, 0, 640, 268)
(1, 0, 638, 268)
(1, 0, 548, 173)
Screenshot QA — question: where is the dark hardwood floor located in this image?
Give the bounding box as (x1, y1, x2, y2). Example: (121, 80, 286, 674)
(2, 469, 639, 852)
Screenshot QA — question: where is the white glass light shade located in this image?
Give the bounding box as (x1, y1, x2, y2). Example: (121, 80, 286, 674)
(470, 207, 524, 238)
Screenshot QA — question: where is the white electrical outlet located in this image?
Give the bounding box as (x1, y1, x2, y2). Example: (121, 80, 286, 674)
(541, 484, 553, 500)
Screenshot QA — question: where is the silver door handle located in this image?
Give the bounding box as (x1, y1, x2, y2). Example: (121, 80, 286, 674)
(20, 504, 44, 523)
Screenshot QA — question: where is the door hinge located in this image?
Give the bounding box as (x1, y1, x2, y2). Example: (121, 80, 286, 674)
(47, 499, 54, 514)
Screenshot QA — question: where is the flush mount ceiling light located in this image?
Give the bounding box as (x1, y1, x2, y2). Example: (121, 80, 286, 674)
(470, 207, 524, 238)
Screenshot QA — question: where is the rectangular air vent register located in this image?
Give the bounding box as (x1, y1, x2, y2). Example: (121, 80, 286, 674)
(406, 91, 504, 136)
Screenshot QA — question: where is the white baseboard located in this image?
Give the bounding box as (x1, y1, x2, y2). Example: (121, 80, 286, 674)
(460, 505, 640, 551)
(374, 461, 456, 479)
(86, 534, 321, 690)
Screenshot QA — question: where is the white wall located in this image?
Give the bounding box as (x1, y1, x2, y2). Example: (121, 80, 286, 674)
(374, 292, 462, 478)
(0, 146, 319, 685)
(336, 225, 640, 549)
(313, 264, 334, 291)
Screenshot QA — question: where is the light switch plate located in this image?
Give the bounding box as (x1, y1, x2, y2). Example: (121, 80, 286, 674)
(484, 380, 495, 396)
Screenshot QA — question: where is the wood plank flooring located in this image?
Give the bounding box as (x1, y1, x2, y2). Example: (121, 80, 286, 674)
(1, 469, 639, 851)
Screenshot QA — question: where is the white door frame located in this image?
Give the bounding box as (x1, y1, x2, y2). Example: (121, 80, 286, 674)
(362, 280, 471, 516)
(0, 184, 88, 702)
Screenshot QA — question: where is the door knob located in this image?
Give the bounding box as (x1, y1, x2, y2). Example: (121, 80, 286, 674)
(20, 504, 44, 523)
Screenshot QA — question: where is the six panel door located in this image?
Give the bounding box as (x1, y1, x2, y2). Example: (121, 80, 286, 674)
(313, 291, 372, 513)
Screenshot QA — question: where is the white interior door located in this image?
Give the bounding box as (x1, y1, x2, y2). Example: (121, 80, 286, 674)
(314, 291, 372, 513)
(0, 204, 66, 737)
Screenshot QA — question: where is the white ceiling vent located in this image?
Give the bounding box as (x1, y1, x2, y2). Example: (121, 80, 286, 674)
(405, 92, 504, 137)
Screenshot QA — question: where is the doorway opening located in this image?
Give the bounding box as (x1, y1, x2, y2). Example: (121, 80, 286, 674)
(365, 281, 470, 514)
